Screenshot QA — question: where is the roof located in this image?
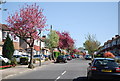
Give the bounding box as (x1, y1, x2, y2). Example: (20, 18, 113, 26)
(0, 24, 9, 31)
(34, 45, 40, 51)
(2, 24, 9, 31)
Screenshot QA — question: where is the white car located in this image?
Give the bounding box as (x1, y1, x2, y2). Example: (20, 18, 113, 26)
(33, 54, 45, 60)
(13, 55, 22, 63)
(0, 56, 9, 63)
(13, 55, 30, 63)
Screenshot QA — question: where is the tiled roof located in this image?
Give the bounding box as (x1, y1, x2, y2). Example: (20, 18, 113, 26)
(2, 24, 9, 31)
(0, 24, 9, 31)
(34, 45, 40, 51)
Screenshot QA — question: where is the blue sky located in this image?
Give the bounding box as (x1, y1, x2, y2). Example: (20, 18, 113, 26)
(1, 2, 118, 48)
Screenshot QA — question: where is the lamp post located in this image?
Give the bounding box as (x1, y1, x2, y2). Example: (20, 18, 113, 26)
(39, 30, 42, 66)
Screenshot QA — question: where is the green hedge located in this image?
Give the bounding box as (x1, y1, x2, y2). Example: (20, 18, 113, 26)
(94, 54, 104, 58)
(54, 52, 61, 58)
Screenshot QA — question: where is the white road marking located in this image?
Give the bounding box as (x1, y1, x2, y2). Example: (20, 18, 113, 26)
(56, 76, 61, 80)
(55, 70, 66, 81)
(61, 71, 66, 75)
(55, 76, 61, 81)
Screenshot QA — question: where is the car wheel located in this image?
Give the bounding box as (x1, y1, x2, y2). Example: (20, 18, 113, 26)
(64, 60, 67, 63)
(87, 73, 93, 81)
(56, 60, 59, 63)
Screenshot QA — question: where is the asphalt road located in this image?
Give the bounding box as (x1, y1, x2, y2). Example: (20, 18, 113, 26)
(3, 58, 91, 81)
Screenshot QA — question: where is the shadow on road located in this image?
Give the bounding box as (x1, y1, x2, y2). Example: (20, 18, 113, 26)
(73, 77, 88, 81)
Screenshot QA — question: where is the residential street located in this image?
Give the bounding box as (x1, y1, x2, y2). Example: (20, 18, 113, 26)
(2, 58, 91, 81)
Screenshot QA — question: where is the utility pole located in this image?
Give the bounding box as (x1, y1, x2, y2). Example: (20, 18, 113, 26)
(50, 25, 53, 61)
(39, 30, 41, 66)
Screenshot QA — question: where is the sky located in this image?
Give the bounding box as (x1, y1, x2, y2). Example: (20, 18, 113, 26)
(0, 2, 118, 48)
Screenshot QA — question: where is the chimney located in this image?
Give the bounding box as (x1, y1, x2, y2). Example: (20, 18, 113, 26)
(115, 35, 119, 37)
(112, 37, 114, 40)
(42, 35, 46, 39)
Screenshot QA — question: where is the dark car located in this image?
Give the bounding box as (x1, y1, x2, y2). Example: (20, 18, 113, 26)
(74, 54, 77, 58)
(56, 55, 67, 63)
(77, 55, 80, 58)
(87, 58, 120, 80)
(65, 55, 72, 60)
(84, 55, 92, 60)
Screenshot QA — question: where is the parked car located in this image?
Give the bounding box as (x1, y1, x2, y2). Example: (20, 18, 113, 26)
(79, 55, 83, 58)
(56, 55, 67, 63)
(65, 55, 72, 60)
(84, 55, 92, 60)
(87, 58, 120, 80)
(13, 55, 30, 64)
(74, 54, 77, 58)
(71, 54, 75, 59)
(77, 55, 80, 58)
(12, 55, 23, 63)
(0, 56, 9, 63)
(33, 54, 44, 60)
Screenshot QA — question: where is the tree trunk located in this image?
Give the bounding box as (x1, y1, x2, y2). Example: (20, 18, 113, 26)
(51, 48, 55, 61)
(91, 53, 94, 60)
(28, 47, 35, 69)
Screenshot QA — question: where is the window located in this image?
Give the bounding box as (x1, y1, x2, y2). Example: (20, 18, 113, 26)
(94, 59, 118, 67)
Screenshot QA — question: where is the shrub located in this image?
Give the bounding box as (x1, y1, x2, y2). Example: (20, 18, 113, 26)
(2, 34, 14, 60)
(54, 52, 61, 58)
(11, 57, 17, 66)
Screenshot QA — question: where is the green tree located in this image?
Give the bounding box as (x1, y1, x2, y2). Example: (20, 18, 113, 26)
(46, 30, 59, 60)
(2, 34, 15, 60)
(83, 34, 100, 58)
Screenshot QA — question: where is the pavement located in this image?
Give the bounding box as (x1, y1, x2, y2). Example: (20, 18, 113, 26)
(0, 60, 54, 80)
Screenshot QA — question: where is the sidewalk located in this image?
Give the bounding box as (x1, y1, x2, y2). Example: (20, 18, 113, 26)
(0, 60, 53, 80)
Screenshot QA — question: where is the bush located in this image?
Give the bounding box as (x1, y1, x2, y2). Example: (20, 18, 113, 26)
(54, 52, 61, 58)
(2, 34, 14, 60)
(94, 54, 104, 58)
(11, 57, 17, 66)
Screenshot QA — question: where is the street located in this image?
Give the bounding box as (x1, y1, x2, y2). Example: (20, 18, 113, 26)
(2, 58, 90, 81)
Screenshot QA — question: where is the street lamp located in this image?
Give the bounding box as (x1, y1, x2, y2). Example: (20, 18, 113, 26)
(38, 30, 42, 66)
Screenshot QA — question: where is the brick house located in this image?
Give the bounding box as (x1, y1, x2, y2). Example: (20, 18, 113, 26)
(1, 24, 20, 55)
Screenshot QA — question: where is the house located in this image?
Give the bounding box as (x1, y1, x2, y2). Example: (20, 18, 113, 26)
(0, 23, 51, 57)
(1, 24, 20, 55)
(97, 35, 120, 56)
(0, 24, 3, 55)
(34, 35, 51, 56)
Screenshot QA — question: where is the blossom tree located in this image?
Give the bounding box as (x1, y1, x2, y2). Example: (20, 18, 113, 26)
(57, 31, 74, 53)
(6, 3, 47, 68)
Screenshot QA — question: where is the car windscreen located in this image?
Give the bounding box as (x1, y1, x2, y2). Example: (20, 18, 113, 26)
(34, 55, 40, 57)
(94, 59, 119, 67)
(65, 55, 69, 57)
(13, 55, 21, 58)
(85, 55, 91, 57)
(58, 56, 64, 58)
